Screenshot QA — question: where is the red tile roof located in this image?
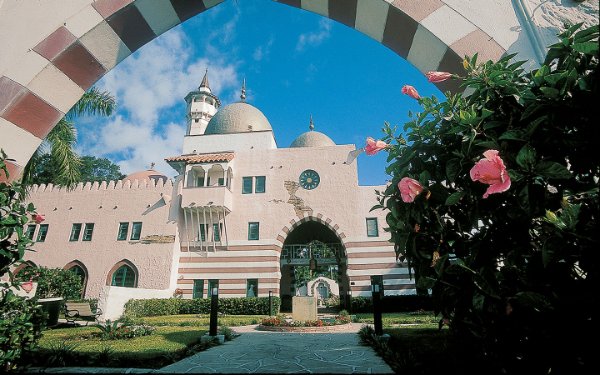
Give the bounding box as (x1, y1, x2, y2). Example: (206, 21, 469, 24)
(165, 153, 234, 164)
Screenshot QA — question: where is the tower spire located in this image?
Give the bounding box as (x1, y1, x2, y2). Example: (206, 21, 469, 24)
(309, 114, 314, 131)
(199, 68, 210, 91)
(240, 78, 246, 101)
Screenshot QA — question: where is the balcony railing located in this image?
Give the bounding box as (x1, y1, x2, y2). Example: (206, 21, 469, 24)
(181, 185, 233, 212)
(281, 243, 345, 265)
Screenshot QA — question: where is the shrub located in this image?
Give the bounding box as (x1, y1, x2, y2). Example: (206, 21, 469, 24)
(379, 24, 598, 373)
(94, 319, 154, 340)
(16, 266, 83, 300)
(0, 291, 46, 371)
(350, 295, 432, 313)
(124, 297, 281, 318)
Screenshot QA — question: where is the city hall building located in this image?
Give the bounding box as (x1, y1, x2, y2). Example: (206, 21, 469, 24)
(21, 73, 415, 318)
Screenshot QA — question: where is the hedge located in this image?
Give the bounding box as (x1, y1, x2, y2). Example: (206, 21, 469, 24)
(350, 295, 432, 313)
(124, 297, 281, 318)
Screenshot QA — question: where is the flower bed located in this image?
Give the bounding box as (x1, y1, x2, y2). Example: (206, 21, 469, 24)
(258, 315, 352, 332)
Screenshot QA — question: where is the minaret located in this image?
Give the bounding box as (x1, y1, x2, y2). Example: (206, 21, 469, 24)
(184, 69, 221, 136)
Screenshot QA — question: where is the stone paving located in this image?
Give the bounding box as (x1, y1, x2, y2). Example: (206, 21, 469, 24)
(28, 324, 394, 374)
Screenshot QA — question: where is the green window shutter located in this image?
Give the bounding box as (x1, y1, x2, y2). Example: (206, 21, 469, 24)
(26, 225, 36, 240)
(70, 223, 82, 241)
(242, 177, 253, 194)
(366, 218, 379, 237)
(197, 177, 205, 187)
(112, 265, 136, 288)
(213, 223, 220, 242)
(117, 222, 129, 241)
(199, 224, 206, 241)
(37, 224, 49, 242)
(83, 223, 94, 241)
(193, 279, 204, 299)
(131, 222, 142, 240)
(255, 176, 266, 193)
(218, 178, 224, 186)
(248, 222, 259, 240)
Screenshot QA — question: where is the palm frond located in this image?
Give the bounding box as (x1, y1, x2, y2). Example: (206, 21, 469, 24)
(46, 119, 82, 188)
(65, 87, 116, 120)
(21, 146, 45, 188)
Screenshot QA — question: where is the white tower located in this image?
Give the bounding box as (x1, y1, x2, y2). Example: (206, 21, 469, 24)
(184, 70, 221, 136)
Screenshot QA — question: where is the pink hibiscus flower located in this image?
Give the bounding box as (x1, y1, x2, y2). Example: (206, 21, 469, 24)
(33, 213, 45, 224)
(425, 71, 453, 83)
(470, 150, 511, 198)
(365, 137, 388, 155)
(398, 177, 424, 203)
(401, 85, 420, 100)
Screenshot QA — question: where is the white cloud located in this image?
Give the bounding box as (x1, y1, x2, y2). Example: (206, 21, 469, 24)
(296, 18, 332, 52)
(253, 36, 275, 61)
(80, 26, 241, 176)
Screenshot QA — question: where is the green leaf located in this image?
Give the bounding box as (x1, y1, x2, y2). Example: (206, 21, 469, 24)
(535, 161, 571, 179)
(539, 87, 559, 98)
(445, 191, 465, 206)
(516, 144, 536, 169)
(499, 129, 526, 141)
(572, 42, 599, 55)
(445, 158, 461, 183)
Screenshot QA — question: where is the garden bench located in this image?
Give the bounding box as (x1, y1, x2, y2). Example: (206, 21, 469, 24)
(64, 301, 102, 325)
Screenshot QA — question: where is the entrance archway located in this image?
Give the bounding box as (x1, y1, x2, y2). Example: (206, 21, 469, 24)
(0, 0, 512, 180)
(279, 218, 349, 312)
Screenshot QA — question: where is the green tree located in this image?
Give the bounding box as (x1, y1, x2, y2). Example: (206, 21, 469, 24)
(379, 24, 598, 373)
(27, 154, 125, 185)
(16, 266, 83, 300)
(21, 87, 115, 188)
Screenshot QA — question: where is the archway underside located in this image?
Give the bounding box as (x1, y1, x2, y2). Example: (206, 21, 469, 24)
(0, 0, 506, 181)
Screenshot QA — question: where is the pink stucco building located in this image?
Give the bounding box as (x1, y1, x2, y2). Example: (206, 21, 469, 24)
(22, 73, 415, 318)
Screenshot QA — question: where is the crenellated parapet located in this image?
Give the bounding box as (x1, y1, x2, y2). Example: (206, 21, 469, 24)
(27, 178, 174, 194)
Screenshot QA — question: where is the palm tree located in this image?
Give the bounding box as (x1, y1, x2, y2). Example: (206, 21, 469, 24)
(22, 87, 115, 188)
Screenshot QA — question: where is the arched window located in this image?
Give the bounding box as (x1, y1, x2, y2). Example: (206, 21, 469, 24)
(64, 261, 88, 297)
(107, 260, 138, 288)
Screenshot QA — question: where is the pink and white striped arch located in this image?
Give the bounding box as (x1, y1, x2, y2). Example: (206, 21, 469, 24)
(0, 0, 507, 181)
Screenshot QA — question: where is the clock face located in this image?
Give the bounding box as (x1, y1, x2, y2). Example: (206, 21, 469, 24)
(299, 169, 320, 190)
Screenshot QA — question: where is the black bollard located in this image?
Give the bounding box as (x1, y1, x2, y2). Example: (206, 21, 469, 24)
(209, 286, 219, 336)
(372, 284, 383, 336)
(268, 290, 273, 316)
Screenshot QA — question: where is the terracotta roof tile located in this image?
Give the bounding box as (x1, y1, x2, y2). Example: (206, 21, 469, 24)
(165, 153, 234, 164)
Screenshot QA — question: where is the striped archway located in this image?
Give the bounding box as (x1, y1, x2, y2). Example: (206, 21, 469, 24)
(0, 0, 510, 181)
(275, 212, 348, 250)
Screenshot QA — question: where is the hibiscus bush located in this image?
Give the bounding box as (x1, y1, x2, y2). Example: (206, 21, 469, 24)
(377, 24, 598, 373)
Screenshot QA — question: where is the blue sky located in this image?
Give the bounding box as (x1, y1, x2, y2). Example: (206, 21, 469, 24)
(77, 0, 443, 185)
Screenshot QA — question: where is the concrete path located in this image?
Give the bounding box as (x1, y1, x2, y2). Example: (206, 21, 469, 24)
(28, 324, 393, 374)
(157, 324, 393, 374)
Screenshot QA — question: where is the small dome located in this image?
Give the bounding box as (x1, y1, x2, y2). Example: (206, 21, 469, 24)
(290, 131, 336, 148)
(204, 102, 272, 135)
(123, 169, 167, 183)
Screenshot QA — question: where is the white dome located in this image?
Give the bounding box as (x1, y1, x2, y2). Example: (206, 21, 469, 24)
(290, 131, 336, 148)
(204, 102, 272, 135)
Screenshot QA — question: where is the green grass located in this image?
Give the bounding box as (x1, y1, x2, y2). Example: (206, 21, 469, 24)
(135, 314, 266, 327)
(354, 312, 439, 326)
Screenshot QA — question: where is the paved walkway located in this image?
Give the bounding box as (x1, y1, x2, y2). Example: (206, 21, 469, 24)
(29, 324, 393, 374)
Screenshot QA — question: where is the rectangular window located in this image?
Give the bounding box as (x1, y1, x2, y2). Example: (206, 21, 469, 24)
(242, 177, 253, 194)
(366, 218, 379, 237)
(246, 279, 258, 297)
(117, 222, 129, 241)
(25, 225, 36, 240)
(196, 177, 205, 187)
(248, 222, 259, 241)
(199, 224, 207, 242)
(193, 279, 204, 299)
(213, 223, 221, 242)
(70, 223, 82, 241)
(131, 222, 142, 240)
(208, 279, 219, 297)
(255, 176, 266, 193)
(218, 177, 224, 186)
(82, 223, 94, 241)
(37, 224, 48, 242)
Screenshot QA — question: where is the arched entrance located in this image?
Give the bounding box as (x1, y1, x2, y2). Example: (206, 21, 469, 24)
(0, 0, 516, 180)
(279, 219, 349, 312)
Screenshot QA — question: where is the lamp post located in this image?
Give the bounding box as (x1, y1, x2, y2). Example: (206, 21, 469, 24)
(268, 290, 273, 316)
(348, 289, 352, 315)
(372, 284, 383, 336)
(209, 286, 219, 336)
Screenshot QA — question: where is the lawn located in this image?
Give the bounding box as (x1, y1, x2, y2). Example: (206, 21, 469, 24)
(354, 312, 438, 327)
(22, 315, 266, 369)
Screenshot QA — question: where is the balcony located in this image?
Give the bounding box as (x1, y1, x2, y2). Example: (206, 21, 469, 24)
(181, 186, 233, 212)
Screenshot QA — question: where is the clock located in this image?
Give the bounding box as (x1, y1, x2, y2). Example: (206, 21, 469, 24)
(299, 169, 320, 190)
